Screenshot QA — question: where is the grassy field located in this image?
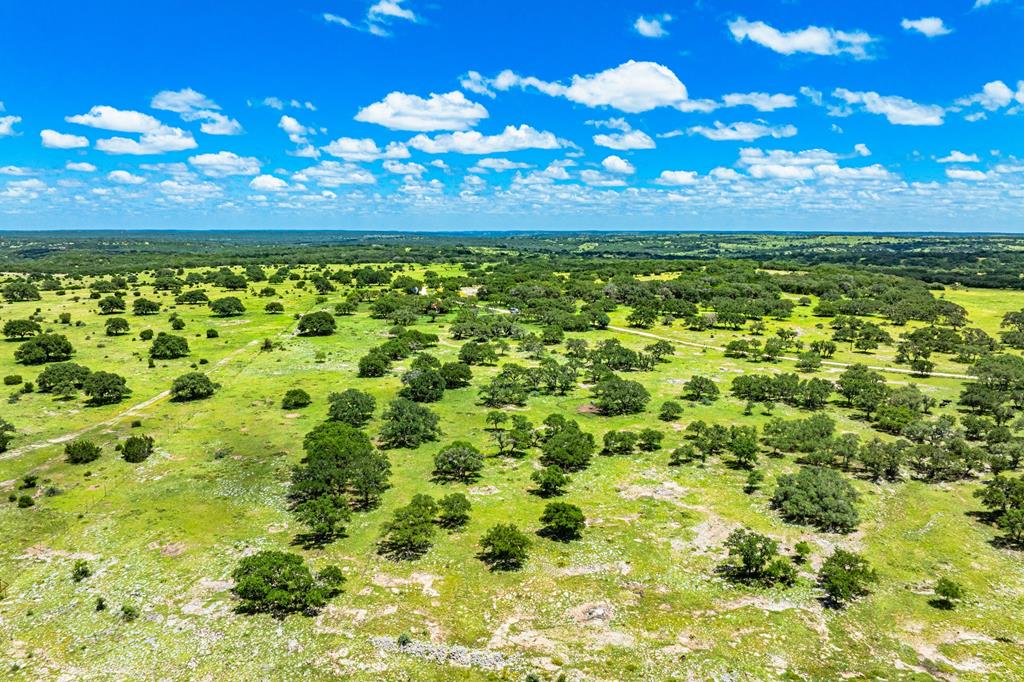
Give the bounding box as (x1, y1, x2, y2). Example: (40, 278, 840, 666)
(1, 267, 1023, 681)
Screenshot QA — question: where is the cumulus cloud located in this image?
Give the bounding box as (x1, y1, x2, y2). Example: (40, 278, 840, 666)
(355, 91, 488, 131)
(107, 170, 146, 185)
(66, 161, 97, 172)
(471, 158, 532, 172)
(407, 124, 561, 154)
(634, 14, 671, 38)
(832, 89, 945, 125)
(602, 155, 635, 174)
(937, 151, 980, 163)
(728, 17, 875, 59)
(721, 92, 797, 112)
(946, 168, 989, 181)
(655, 170, 699, 186)
(152, 89, 243, 135)
(382, 160, 426, 175)
(593, 129, 655, 150)
(955, 80, 1022, 111)
(0, 115, 20, 137)
(321, 137, 410, 161)
(901, 17, 952, 38)
(67, 105, 197, 154)
(41, 129, 89, 149)
(579, 170, 626, 187)
(688, 121, 797, 142)
(188, 151, 261, 177)
(259, 97, 316, 111)
(249, 174, 288, 191)
(738, 146, 894, 182)
(293, 161, 376, 187)
(483, 60, 690, 113)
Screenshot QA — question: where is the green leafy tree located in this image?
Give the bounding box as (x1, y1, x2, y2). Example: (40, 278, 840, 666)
(772, 466, 860, 533)
(297, 311, 336, 336)
(231, 550, 344, 617)
(436, 492, 471, 529)
(378, 494, 438, 560)
(659, 400, 683, 421)
(683, 375, 720, 404)
(932, 577, 965, 609)
(98, 295, 126, 314)
(37, 362, 91, 396)
(327, 389, 375, 426)
(281, 388, 312, 409)
(150, 333, 190, 359)
(170, 372, 218, 401)
(432, 441, 484, 483)
(2, 319, 41, 339)
(294, 494, 350, 545)
(531, 466, 569, 497)
(378, 398, 442, 449)
(818, 549, 877, 607)
(15, 334, 74, 365)
(132, 298, 160, 315)
(538, 502, 585, 541)
(721, 528, 796, 586)
(592, 374, 650, 415)
(209, 296, 246, 317)
(83, 371, 131, 405)
(104, 317, 130, 336)
(478, 523, 531, 571)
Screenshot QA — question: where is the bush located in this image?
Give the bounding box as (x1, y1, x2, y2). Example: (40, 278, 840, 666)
(83, 371, 131, 405)
(772, 466, 860, 533)
(531, 465, 569, 497)
(121, 604, 140, 622)
(538, 502, 585, 541)
(818, 549, 877, 607)
(72, 559, 91, 582)
(720, 528, 796, 586)
(659, 400, 683, 421)
(282, 388, 312, 410)
(358, 352, 390, 377)
(139, 329, 154, 341)
(17, 494, 34, 508)
(326, 389, 375, 427)
(478, 523, 531, 571)
(432, 441, 484, 483)
(170, 372, 218, 401)
(231, 550, 344, 617)
(65, 439, 101, 464)
(121, 435, 154, 463)
(3, 375, 22, 386)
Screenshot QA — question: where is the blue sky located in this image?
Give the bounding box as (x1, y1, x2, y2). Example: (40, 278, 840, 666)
(1, 0, 1022, 231)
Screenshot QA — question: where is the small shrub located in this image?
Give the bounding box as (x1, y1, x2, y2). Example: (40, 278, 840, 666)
(65, 439, 101, 464)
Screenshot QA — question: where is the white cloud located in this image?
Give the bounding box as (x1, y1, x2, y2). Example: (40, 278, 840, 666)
(800, 86, 824, 106)
(593, 129, 656, 150)
(459, 72, 495, 98)
(67, 105, 165, 133)
(408, 124, 561, 154)
(689, 121, 797, 142)
(709, 167, 743, 182)
(579, 170, 627, 187)
(321, 137, 410, 161)
(602, 155, 635, 174)
(728, 17, 875, 59)
(187, 111, 243, 136)
(832, 89, 945, 125)
(279, 115, 311, 143)
(66, 161, 97, 172)
(955, 80, 1019, 111)
(721, 92, 797, 112)
(0, 166, 31, 175)
(151, 88, 218, 113)
(249, 174, 288, 191)
(855, 143, 871, 156)
(107, 170, 146, 185)
(490, 60, 689, 113)
(323, 0, 418, 37)
(293, 161, 376, 187)
(382, 160, 426, 175)
(655, 170, 699, 186)
(471, 158, 532, 172)
(736, 146, 894, 182)
(260, 97, 316, 111)
(634, 14, 671, 38)
(748, 164, 815, 180)
(946, 168, 989, 181)
(355, 91, 488, 131)
(41, 129, 89, 149)
(95, 127, 197, 155)
(937, 151, 980, 163)
(0, 115, 22, 137)
(0, 179, 47, 199)
(188, 151, 261, 177)
(901, 17, 952, 38)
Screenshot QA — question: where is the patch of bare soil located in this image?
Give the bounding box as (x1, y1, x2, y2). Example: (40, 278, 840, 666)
(577, 403, 601, 414)
(371, 572, 442, 597)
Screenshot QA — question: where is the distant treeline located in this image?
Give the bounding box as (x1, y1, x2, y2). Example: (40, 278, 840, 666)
(1, 231, 1022, 287)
